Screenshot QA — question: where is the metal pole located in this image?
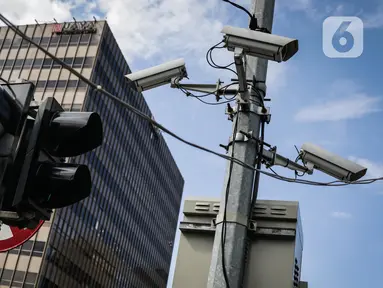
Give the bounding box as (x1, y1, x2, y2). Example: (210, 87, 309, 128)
(207, 0, 275, 287)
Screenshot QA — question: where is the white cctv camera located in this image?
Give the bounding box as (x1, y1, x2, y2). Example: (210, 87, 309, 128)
(300, 143, 367, 182)
(221, 26, 299, 62)
(125, 58, 187, 92)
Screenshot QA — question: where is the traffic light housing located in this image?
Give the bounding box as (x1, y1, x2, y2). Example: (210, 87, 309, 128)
(0, 89, 103, 229)
(15, 97, 103, 227)
(0, 83, 35, 213)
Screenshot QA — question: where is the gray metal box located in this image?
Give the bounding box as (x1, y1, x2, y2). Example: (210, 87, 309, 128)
(173, 198, 306, 288)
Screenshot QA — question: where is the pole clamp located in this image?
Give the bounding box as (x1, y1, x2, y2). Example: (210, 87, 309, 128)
(215, 212, 248, 227)
(227, 131, 253, 147)
(214, 213, 257, 232)
(238, 103, 271, 123)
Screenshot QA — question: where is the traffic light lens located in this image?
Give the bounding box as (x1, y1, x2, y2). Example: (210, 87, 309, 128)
(34, 162, 91, 209)
(49, 112, 103, 157)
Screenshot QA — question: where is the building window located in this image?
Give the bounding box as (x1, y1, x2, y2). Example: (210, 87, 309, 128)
(56, 80, 67, 89)
(34, 240, 45, 252)
(8, 247, 20, 254)
(60, 35, 70, 45)
(40, 37, 50, 47)
(0, 57, 94, 70)
(46, 80, 56, 88)
(36, 81, 46, 88)
(64, 57, 73, 65)
(0, 280, 10, 286)
(21, 39, 29, 48)
(1, 269, 13, 280)
(32, 37, 40, 44)
(14, 59, 23, 69)
(67, 80, 77, 87)
(22, 240, 33, 250)
(25, 272, 37, 284)
(84, 57, 94, 68)
(73, 57, 84, 68)
(2, 36, 97, 49)
(13, 271, 25, 282)
(33, 58, 43, 68)
(2, 39, 11, 48)
(12, 38, 22, 48)
(4, 59, 13, 69)
(42, 58, 53, 68)
(24, 58, 33, 68)
(69, 35, 81, 46)
(50, 36, 60, 45)
(80, 34, 91, 44)
(78, 80, 87, 88)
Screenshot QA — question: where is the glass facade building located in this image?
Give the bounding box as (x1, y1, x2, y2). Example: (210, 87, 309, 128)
(0, 21, 184, 287)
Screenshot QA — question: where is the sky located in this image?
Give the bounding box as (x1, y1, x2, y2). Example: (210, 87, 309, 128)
(2, 0, 383, 287)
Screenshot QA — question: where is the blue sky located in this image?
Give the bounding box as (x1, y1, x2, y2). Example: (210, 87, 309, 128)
(3, 0, 383, 287)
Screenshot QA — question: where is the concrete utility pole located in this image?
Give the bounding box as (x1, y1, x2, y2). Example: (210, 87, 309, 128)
(207, 0, 275, 287)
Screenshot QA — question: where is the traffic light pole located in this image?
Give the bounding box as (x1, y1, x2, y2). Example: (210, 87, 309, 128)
(207, 0, 275, 287)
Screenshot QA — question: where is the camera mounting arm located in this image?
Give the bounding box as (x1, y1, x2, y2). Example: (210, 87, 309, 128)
(170, 78, 239, 99)
(233, 47, 250, 103)
(261, 147, 312, 174)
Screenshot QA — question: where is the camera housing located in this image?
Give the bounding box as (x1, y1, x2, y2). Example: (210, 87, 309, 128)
(300, 143, 367, 182)
(125, 58, 187, 92)
(221, 26, 299, 62)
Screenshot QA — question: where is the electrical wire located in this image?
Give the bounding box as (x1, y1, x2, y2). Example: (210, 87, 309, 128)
(222, 0, 253, 19)
(174, 78, 238, 105)
(221, 114, 239, 288)
(208, 45, 234, 69)
(175, 79, 238, 99)
(194, 97, 235, 106)
(2, 14, 383, 188)
(250, 119, 265, 209)
(206, 41, 238, 76)
(0, 14, 251, 168)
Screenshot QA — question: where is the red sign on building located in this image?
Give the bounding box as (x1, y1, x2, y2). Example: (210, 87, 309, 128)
(52, 23, 63, 34)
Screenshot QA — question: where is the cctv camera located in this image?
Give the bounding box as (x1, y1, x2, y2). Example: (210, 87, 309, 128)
(125, 58, 187, 92)
(221, 26, 299, 62)
(300, 143, 367, 182)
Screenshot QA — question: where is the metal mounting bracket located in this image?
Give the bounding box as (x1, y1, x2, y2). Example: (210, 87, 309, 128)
(233, 47, 250, 104)
(215, 212, 248, 227)
(238, 103, 271, 123)
(214, 213, 257, 232)
(227, 131, 253, 147)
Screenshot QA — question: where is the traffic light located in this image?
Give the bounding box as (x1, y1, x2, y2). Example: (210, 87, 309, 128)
(0, 83, 35, 214)
(10, 96, 103, 228)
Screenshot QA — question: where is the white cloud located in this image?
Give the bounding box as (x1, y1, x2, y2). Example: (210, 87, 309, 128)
(295, 79, 381, 123)
(348, 157, 383, 179)
(295, 93, 381, 122)
(0, 0, 75, 24)
(331, 211, 352, 219)
(362, 7, 383, 29)
(95, 0, 226, 64)
(0, 0, 292, 90)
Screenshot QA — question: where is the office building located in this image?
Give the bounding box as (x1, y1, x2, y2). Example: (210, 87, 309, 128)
(0, 20, 184, 287)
